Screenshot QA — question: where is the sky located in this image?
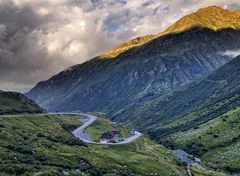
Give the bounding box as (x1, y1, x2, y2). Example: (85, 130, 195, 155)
(0, 0, 240, 92)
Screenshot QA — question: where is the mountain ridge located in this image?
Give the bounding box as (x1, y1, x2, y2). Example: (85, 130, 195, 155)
(0, 90, 44, 114)
(99, 6, 240, 59)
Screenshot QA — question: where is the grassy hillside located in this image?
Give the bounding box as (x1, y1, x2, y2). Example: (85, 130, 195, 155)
(0, 91, 44, 115)
(0, 114, 187, 176)
(168, 106, 240, 174)
(190, 167, 226, 176)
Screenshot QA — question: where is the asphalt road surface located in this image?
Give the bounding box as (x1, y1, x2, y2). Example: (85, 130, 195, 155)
(72, 113, 142, 145)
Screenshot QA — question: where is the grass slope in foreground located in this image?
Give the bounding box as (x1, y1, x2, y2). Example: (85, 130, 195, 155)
(0, 91, 44, 115)
(0, 114, 186, 176)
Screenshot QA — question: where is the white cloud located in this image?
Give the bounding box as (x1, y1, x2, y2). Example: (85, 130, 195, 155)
(221, 50, 240, 58)
(0, 0, 240, 92)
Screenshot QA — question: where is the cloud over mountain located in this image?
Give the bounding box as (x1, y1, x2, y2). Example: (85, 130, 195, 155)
(0, 0, 239, 92)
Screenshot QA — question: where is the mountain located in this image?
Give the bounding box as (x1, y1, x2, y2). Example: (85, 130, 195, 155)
(162, 6, 240, 35)
(100, 6, 240, 59)
(0, 91, 44, 115)
(27, 6, 240, 116)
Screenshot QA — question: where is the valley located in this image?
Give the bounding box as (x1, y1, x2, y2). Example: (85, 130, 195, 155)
(1, 5, 240, 176)
(24, 7, 240, 175)
(168, 106, 240, 174)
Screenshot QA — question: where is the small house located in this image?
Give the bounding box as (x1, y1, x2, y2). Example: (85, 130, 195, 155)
(112, 122, 119, 128)
(100, 130, 121, 142)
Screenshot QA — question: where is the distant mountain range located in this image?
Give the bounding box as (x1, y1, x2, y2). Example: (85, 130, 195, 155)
(26, 6, 240, 174)
(0, 91, 44, 115)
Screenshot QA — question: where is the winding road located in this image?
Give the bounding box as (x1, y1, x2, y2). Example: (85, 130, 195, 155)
(72, 113, 142, 145)
(1, 112, 141, 145)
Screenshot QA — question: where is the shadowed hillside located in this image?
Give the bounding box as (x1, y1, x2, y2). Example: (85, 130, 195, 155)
(0, 91, 44, 115)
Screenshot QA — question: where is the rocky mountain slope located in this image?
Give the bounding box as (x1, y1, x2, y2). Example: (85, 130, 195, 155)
(27, 7, 240, 117)
(0, 91, 44, 115)
(116, 56, 240, 132)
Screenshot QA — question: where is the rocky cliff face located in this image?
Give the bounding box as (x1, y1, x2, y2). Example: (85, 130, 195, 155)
(26, 7, 240, 123)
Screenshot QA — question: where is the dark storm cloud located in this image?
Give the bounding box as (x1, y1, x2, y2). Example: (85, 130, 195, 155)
(0, 0, 239, 92)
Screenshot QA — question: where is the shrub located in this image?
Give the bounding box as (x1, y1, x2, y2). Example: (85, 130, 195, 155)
(47, 136, 60, 143)
(6, 144, 15, 150)
(37, 132, 45, 138)
(0, 164, 31, 175)
(35, 155, 48, 162)
(23, 135, 28, 140)
(47, 135, 86, 147)
(15, 146, 34, 155)
(185, 142, 208, 157)
(61, 124, 79, 132)
(232, 137, 238, 143)
(18, 155, 36, 164)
